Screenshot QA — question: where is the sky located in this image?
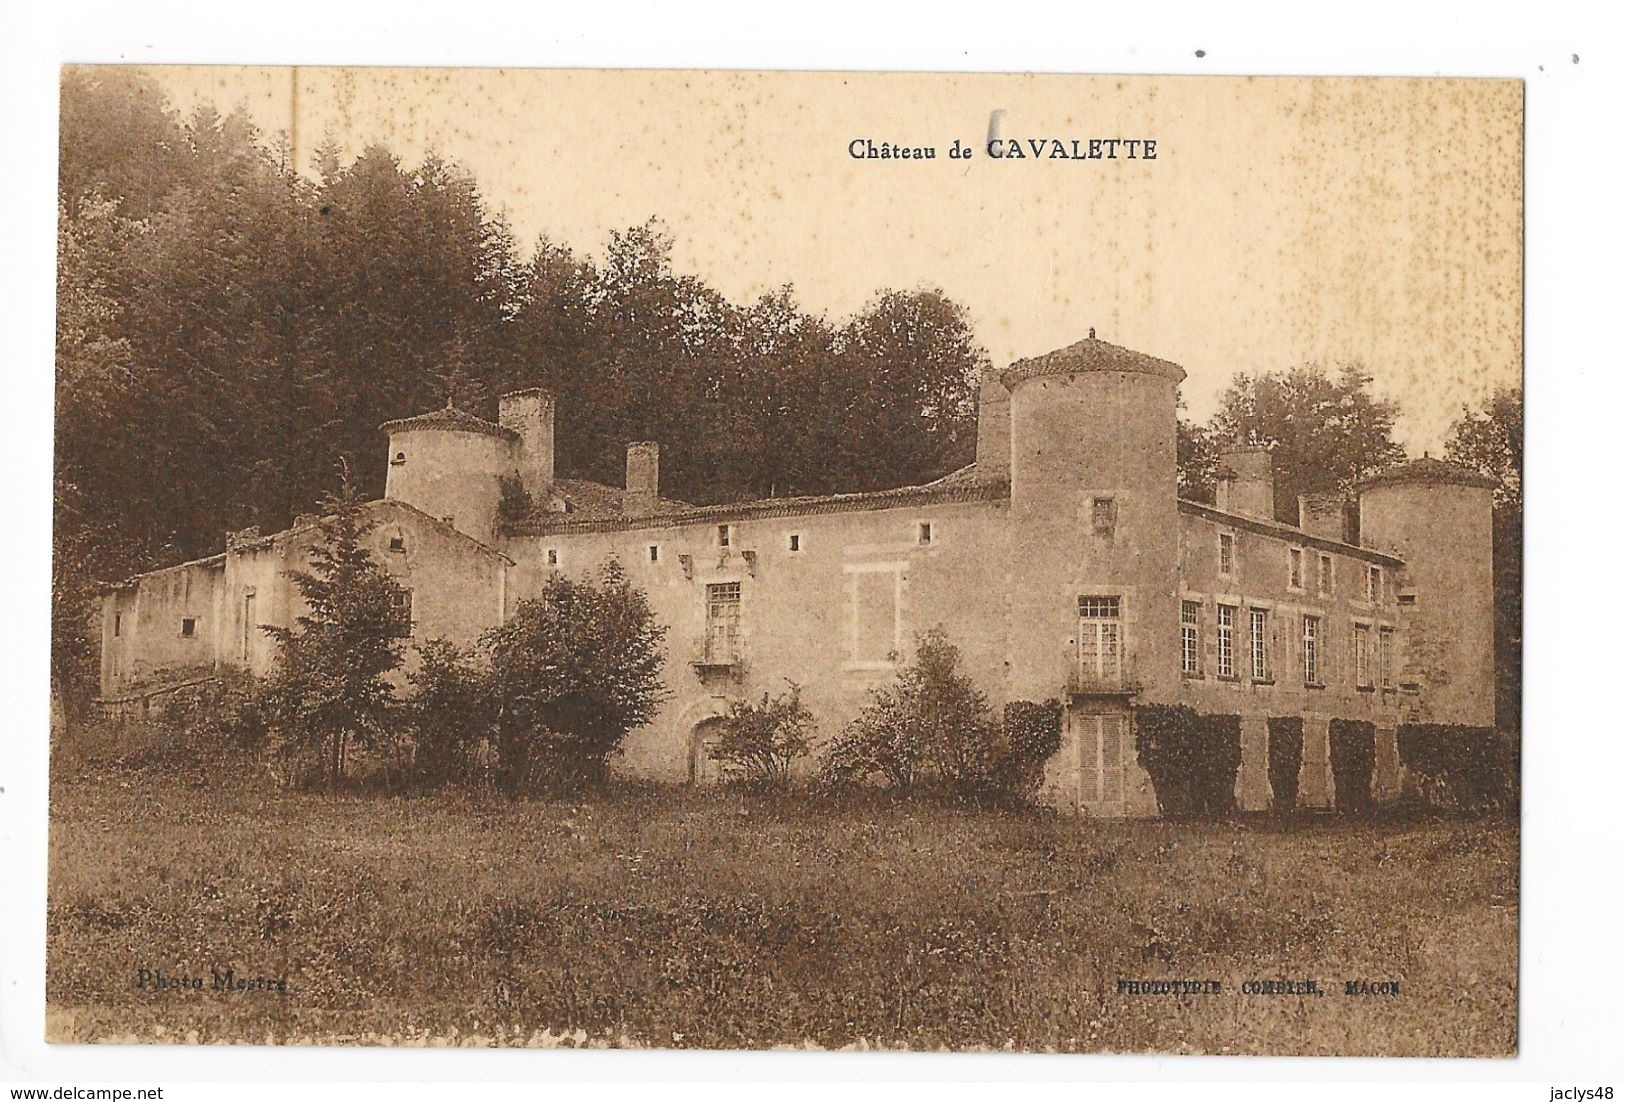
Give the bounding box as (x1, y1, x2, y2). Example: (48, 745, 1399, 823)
(142, 66, 1523, 453)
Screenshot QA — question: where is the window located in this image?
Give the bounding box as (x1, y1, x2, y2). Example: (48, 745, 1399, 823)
(849, 564, 903, 665)
(1354, 622, 1372, 688)
(1216, 604, 1237, 678)
(1302, 614, 1321, 685)
(241, 593, 255, 660)
(705, 582, 741, 663)
(648, 545, 660, 563)
(1289, 547, 1304, 591)
(717, 524, 732, 548)
(1249, 608, 1271, 681)
(1318, 553, 1333, 596)
(546, 548, 559, 568)
(1077, 595, 1122, 679)
(389, 589, 414, 637)
(1180, 600, 1202, 675)
(388, 536, 405, 552)
(1219, 532, 1236, 575)
(917, 521, 933, 545)
(391, 451, 406, 466)
(113, 613, 121, 638)
(1091, 496, 1117, 537)
(181, 617, 196, 638)
(788, 533, 801, 553)
(1379, 626, 1395, 689)
(1367, 565, 1383, 605)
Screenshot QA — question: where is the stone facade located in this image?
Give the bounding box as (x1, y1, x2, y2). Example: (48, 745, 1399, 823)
(97, 334, 1496, 816)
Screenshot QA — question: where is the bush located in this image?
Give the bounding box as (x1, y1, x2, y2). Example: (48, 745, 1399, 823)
(1397, 723, 1519, 814)
(1266, 716, 1304, 815)
(145, 669, 270, 752)
(992, 699, 1064, 801)
(1328, 718, 1376, 816)
(711, 682, 815, 787)
(482, 559, 666, 795)
(406, 638, 494, 791)
(1132, 704, 1240, 818)
(824, 629, 1054, 803)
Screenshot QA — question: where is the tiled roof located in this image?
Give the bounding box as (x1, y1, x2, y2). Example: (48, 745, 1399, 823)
(506, 473, 1008, 537)
(378, 405, 518, 441)
(1003, 334, 1186, 387)
(1355, 456, 1498, 491)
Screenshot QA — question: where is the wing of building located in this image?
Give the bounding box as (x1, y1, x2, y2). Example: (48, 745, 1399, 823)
(96, 335, 1497, 816)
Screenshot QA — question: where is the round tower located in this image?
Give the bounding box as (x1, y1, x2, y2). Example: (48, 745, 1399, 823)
(1004, 334, 1186, 705)
(379, 404, 520, 544)
(1357, 457, 1497, 728)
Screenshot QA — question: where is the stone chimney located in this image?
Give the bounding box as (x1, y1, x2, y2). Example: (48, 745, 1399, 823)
(974, 368, 1011, 483)
(499, 389, 555, 500)
(625, 441, 660, 516)
(1216, 445, 1274, 520)
(1297, 491, 1348, 542)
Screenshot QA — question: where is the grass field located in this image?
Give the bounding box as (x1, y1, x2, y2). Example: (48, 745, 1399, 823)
(46, 731, 1518, 1054)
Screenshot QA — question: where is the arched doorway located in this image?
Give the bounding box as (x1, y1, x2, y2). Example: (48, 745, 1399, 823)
(688, 717, 728, 785)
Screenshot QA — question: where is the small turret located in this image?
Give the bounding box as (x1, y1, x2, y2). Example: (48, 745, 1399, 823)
(1357, 456, 1498, 727)
(380, 403, 518, 543)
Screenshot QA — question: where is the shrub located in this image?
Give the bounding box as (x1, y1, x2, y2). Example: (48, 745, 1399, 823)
(711, 682, 815, 787)
(481, 559, 666, 795)
(406, 638, 493, 791)
(824, 629, 1051, 802)
(1266, 716, 1304, 815)
(991, 699, 1065, 801)
(825, 628, 992, 795)
(1328, 718, 1376, 816)
(1397, 723, 1519, 814)
(1133, 704, 1241, 818)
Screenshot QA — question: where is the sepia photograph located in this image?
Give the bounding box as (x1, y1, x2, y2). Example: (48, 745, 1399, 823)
(42, 63, 1526, 1058)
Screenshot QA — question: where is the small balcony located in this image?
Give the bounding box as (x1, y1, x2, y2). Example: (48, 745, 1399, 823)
(1066, 664, 1143, 697)
(690, 633, 744, 675)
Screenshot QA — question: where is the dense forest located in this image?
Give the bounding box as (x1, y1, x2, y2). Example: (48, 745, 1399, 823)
(52, 69, 1521, 729)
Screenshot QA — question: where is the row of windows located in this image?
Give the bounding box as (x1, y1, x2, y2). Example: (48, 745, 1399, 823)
(1216, 531, 1386, 604)
(1180, 598, 1394, 689)
(544, 519, 939, 570)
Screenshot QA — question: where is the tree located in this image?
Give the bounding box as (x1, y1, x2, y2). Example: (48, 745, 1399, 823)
(1177, 416, 1222, 503)
(259, 475, 407, 789)
(54, 194, 143, 730)
(834, 290, 987, 492)
(481, 560, 666, 793)
(1445, 388, 1522, 731)
(1207, 364, 1406, 522)
(710, 682, 816, 787)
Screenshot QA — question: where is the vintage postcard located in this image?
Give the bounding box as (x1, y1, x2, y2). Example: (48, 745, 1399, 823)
(48, 67, 1522, 1054)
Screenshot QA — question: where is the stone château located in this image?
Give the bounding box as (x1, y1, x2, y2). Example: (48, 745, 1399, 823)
(98, 334, 1496, 815)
